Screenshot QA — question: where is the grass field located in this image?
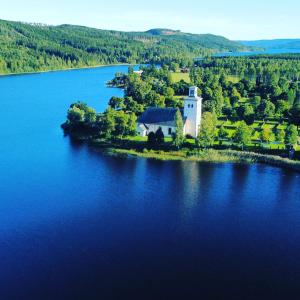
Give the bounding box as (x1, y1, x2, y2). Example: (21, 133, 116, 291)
(128, 119, 299, 151)
(171, 72, 191, 83)
(170, 72, 240, 84)
(227, 75, 240, 83)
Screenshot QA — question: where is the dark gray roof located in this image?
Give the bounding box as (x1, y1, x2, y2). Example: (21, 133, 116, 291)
(137, 107, 183, 125)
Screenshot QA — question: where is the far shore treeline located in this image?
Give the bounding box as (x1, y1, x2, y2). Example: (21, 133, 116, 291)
(62, 55, 300, 161)
(0, 19, 248, 74)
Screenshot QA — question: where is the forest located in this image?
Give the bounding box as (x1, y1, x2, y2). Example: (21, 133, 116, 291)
(64, 54, 300, 157)
(0, 19, 247, 74)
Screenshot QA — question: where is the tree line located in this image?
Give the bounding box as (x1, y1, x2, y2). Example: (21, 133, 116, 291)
(0, 19, 245, 74)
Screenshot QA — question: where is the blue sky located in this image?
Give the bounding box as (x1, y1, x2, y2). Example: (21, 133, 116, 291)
(1, 0, 299, 40)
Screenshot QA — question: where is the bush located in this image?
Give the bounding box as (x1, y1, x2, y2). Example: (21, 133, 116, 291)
(147, 128, 165, 149)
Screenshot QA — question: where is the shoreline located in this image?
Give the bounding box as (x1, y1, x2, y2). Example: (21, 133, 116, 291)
(0, 63, 132, 77)
(87, 138, 300, 173)
(112, 149, 300, 172)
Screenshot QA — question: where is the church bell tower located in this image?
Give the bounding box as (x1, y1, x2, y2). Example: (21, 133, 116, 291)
(184, 86, 202, 138)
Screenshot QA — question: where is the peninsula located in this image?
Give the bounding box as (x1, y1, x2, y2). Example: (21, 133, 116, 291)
(62, 58, 300, 171)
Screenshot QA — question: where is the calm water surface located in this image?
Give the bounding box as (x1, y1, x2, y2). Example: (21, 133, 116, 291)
(215, 48, 300, 57)
(0, 66, 300, 300)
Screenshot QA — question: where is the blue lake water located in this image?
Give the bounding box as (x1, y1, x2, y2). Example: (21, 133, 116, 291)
(0, 66, 300, 299)
(215, 48, 300, 57)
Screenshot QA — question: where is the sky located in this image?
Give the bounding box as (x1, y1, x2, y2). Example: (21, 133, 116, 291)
(0, 0, 299, 40)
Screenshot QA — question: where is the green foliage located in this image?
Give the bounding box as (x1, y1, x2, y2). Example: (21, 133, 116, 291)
(193, 55, 300, 126)
(257, 100, 275, 119)
(147, 128, 165, 149)
(109, 97, 125, 110)
(260, 127, 273, 143)
(67, 106, 85, 124)
(234, 121, 252, 149)
(0, 19, 246, 74)
(173, 109, 185, 149)
(218, 124, 229, 144)
(101, 107, 137, 139)
(290, 104, 300, 128)
(67, 102, 96, 124)
(197, 112, 217, 148)
(285, 125, 298, 146)
(276, 129, 285, 143)
(64, 59, 300, 157)
(102, 107, 116, 139)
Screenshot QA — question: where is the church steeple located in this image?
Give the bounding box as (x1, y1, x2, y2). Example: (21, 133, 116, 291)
(184, 86, 202, 138)
(189, 86, 198, 97)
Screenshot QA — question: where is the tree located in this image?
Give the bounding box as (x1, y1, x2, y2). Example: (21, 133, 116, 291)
(109, 97, 125, 110)
(257, 99, 275, 119)
(290, 104, 300, 129)
(126, 113, 137, 136)
(67, 106, 85, 124)
(85, 107, 97, 123)
(128, 66, 134, 74)
(102, 107, 116, 139)
(147, 128, 165, 149)
(155, 127, 165, 146)
(170, 62, 179, 72)
(197, 112, 217, 148)
(276, 100, 289, 119)
(173, 109, 185, 149)
(276, 129, 285, 143)
(147, 132, 156, 148)
(114, 110, 129, 137)
(146, 91, 165, 107)
(287, 89, 296, 106)
(252, 96, 261, 108)
(218, 124, 229, 145)
(230, 87, 242, 105)
(260, 127, 273, 145)
(285, 125, 298, 147)
(124, 73, 151, 103)
(243, 104, 255, 125)
(234, 121, 252, 150)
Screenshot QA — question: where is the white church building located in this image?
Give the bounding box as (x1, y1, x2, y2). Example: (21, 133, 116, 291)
(137, 86, 202, 138)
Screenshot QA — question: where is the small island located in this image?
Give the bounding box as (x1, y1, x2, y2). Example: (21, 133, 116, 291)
(62, 59, 300, 171)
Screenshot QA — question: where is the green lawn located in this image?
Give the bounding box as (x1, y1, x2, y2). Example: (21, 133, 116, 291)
(128, 117, 299, 151)
(171, 72, 190, 83)
(227, 75, 240, 83)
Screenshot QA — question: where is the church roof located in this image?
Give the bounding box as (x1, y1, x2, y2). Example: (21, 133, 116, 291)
(137, 107, 184, 125)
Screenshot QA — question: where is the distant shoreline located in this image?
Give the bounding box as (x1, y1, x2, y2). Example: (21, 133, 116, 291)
(0, 63, 132, 77)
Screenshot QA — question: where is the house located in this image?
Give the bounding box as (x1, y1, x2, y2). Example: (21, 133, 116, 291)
(133, 70, 143, 76)
(137, 86, 202, 138)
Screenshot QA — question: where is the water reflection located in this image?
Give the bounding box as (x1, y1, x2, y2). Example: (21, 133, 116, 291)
(1, 66, 300, 299)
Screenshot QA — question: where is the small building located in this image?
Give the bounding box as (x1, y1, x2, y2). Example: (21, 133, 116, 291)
(137, 86, 202, 138)
(133, 70, 143, 76)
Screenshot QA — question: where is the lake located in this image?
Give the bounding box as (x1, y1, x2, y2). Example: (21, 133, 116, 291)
(0, 66, 300, 299)
(214, 48, 300, 57)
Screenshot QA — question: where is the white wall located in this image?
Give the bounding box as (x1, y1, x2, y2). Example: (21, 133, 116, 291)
(184, 97, 202, 137)
(137, 123, 176, 137)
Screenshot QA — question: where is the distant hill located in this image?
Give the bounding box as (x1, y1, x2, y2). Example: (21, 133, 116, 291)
(0, 19, 248, 74)
(239, 39, 300, 50)
(146, 28, 245, 51)
(145, 28, 181, 35)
